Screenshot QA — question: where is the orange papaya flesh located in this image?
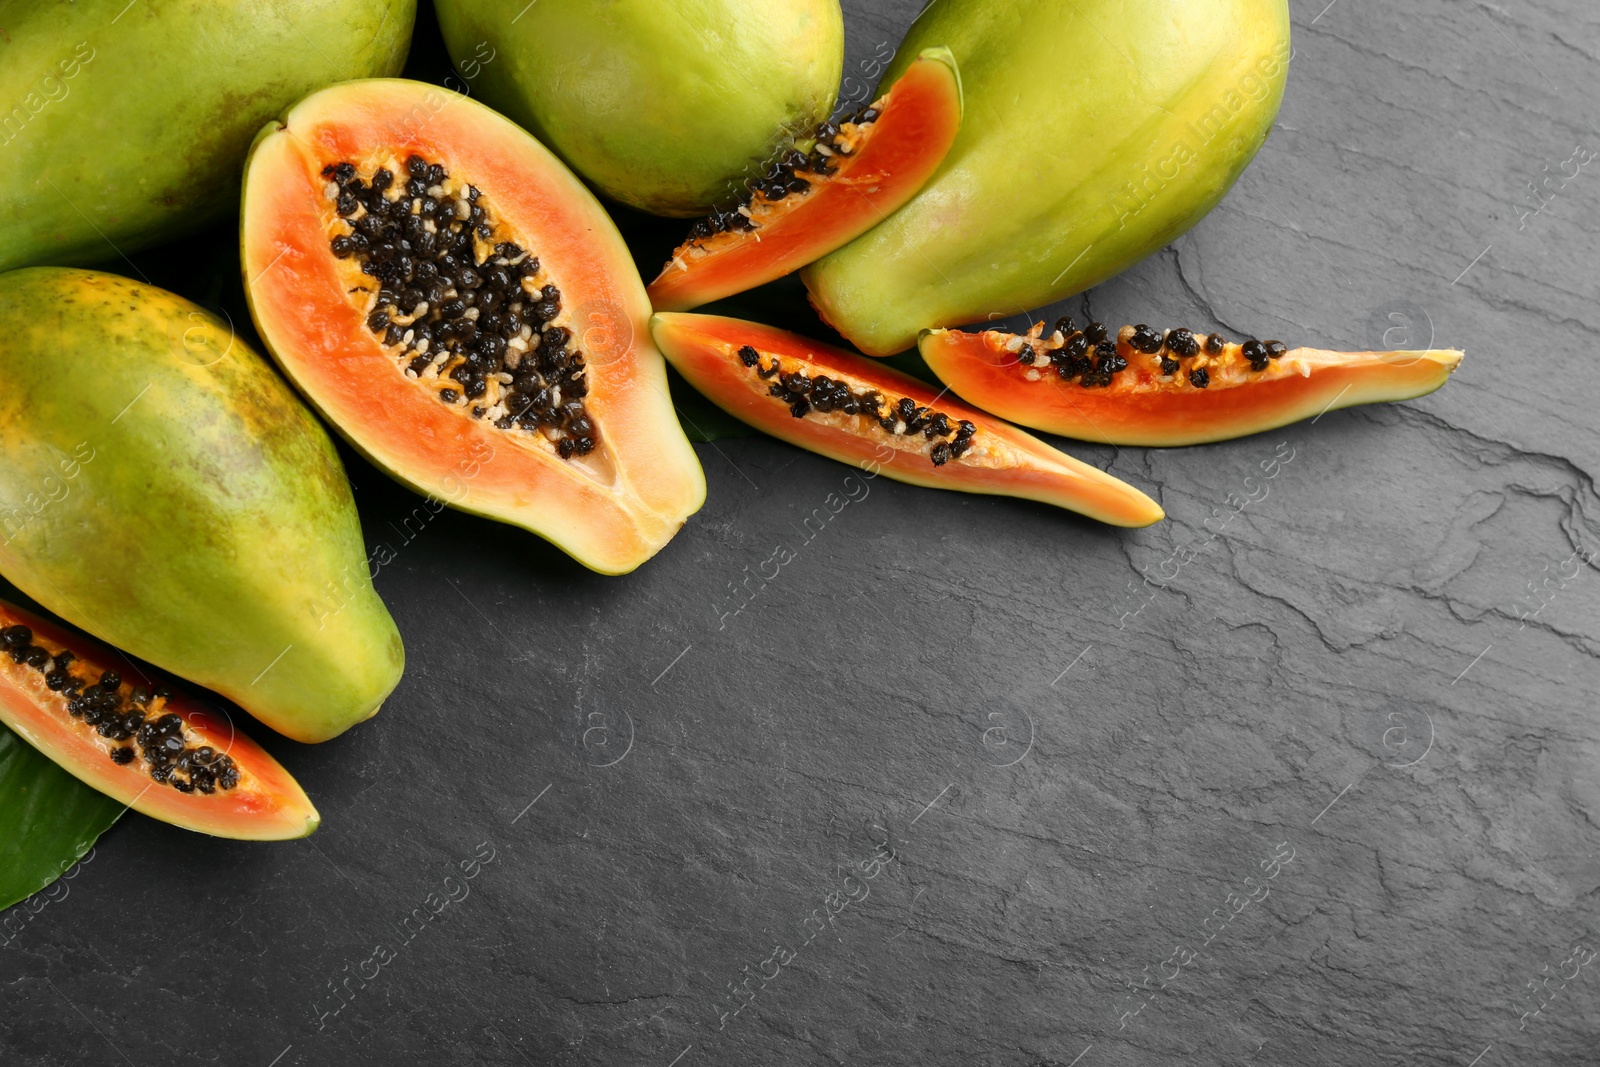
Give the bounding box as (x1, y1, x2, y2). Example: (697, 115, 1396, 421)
(651, 313, 1164, 528)
(920, 318, 1465, 447)
(646, 49, 963, 313)
(0, 601, 318, 841)
(242, 79, 705, 576)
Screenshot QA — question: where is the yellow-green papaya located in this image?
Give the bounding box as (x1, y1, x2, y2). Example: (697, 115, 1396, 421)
(803, 0, 1292, 355)
(0, 0, 415, 272)
(0, 268, 404, 743)
(432, 0, 843, 217)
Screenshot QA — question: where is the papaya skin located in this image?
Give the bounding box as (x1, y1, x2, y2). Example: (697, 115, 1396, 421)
(0, 268, 404, 744)
(802, 0, 1292, 356)
(432, 0, 843, 217)
(0, 0, 414, 273)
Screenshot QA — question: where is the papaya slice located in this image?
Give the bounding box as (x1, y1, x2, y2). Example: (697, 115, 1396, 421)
(646, 49, 963, 313)
(920, 319, 1465, 447)
(0, 600, 318, 841)
(242, 79, 706, 575)
(651, 314, 1164, 528)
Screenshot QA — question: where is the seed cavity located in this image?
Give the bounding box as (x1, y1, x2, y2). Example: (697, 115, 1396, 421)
(1, 624, 239, 794)
(737, 345, 975, 466)
(992, 321, 1286, 389)
(324, 155, 597, 458)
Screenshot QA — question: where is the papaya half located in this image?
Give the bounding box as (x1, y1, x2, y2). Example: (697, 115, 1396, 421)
(803, 0, 1292, 355)
(433, 0, 844, 217)
(0, 600, 318, 840)
(0, 0, 414, 273)
(651, 313, 1163, 528)
(0, 268, 403, 745)
(647, 48, 964, 313)
(920, 319, 1464, 446)
(241, 79, 705, 575)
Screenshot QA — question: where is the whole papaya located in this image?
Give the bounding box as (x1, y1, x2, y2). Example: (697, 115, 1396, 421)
(0, 269, 404, 744)
(433, 0, 844, 217)
(0, 0, 414, 272)
(803, 0, 1291, 355)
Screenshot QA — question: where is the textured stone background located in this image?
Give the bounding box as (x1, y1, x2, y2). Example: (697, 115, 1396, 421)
(4, 0, 1599, 1064)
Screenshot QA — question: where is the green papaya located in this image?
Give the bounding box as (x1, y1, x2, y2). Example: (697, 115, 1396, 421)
(0, 268, 404, 744)
(0, 0, 415, 273)
(432, 0, 844, 217)
(802, 0, 1292, 355)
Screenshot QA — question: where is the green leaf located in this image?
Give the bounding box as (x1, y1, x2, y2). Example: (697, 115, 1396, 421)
(0, 722, 123, 914)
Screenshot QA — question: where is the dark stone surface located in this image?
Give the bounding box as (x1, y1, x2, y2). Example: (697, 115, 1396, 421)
(4, 1, 1599, 1064)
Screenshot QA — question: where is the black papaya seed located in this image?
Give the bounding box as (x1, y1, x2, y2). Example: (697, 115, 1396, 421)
(1129, 324, 1163, 354)
(1165, 328, 1199, 358)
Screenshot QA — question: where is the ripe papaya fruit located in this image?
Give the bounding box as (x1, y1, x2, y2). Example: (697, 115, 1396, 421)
(920, 319, 1463, 446)
(651, 313, 1163, 528)
(241, 79, 705, 575)
(803, 0, 1292, 355)
(432, 0, 844, 217)
(0, 268, 404, 745)
(648, 48, 964, 312)
(0, 600, 318, 840)
(0, 0, 415, 273)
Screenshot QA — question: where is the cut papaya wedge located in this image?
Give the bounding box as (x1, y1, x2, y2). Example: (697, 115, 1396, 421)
(0, 600, 318, 841)
(646, 49, 963, 313)
(651, 313, 1164, 527)
(920, 319, 1465, 447)
(242, 79, 705, 575)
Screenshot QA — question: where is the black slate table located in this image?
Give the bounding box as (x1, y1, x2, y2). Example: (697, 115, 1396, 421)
(4, 1, 1599, 1064)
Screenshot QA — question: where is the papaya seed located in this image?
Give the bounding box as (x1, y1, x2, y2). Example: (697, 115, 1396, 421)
(1164, 328, 1200, 358)
(1128, 324, 1163, 354)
